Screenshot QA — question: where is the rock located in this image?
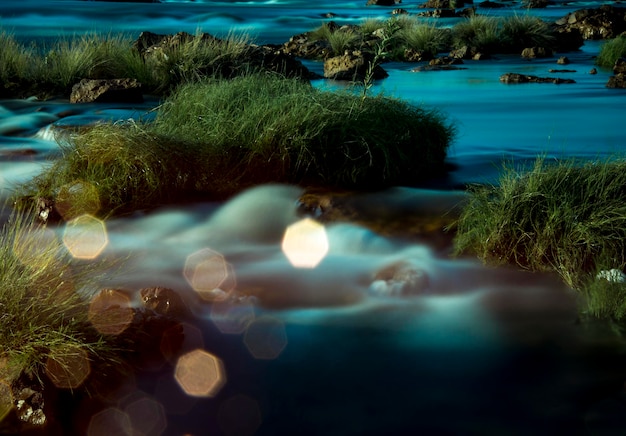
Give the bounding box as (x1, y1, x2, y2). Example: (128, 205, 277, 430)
(589, 67, 598, 74)
(392, 8, 410, 14)
(283, 31, 333, 59)
(403, 48, 434, 62)
(140, 286, 192, 319)
(419, 0, 454, 8)
(614, 57, 626, 75)
(557, 56, 570, 65)
(135, 30, 314, 80)
(429, 56, 464, 66)
(524, 0, 549, 8)
(521, 46, 553, 59)
(417, 8, 457, 17)
(478, 0, 505, 8)
(69, 78, 143, 104)
(366, 0, 401, 5)
(553, 5, 626, 40)
(549, 69, 577, 73)
(605, 58, 626, 88)
(606, 73, 626, 88)
(323, 51, 388, 81)
(370, 261, 430, 296)
(500, 73, 576, 84)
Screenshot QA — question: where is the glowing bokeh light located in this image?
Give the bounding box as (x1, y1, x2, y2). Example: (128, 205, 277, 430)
(125, 397, 167, 436)
(174, 349, 226, 398)
(0, 380, 13, 422)
(55, 180, 101, 221)
(218, 394, 262, 436)
(281, 218, 328, 268)
(87, 407, 132, 436)
(210, 300, 256, 334)
(183, 248, 233, 301)
(45, 348, 91, 389)
(62, 214, 108, 259)
(243, 316, 288, 360)
(88, 289, 134, 335)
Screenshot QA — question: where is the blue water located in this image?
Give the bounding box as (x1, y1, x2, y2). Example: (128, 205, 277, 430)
(1, 1, 626, 435)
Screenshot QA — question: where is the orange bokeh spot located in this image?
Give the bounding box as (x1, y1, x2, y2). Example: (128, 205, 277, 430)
(184, 248, 233, 301)
(62, 214, 108, 260)
(210, 300, 256, 335)
(45, 348, 91, 389)
(281, 218, 328, 268)
(88, 289, 134, 336)
(174, 349, 226, 398)
(87, 407, 132, 436)
(243, 316, 288, 360)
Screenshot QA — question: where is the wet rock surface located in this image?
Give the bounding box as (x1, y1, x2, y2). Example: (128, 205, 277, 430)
(500, 73, 576, 84)
(69, 78, 143, 104)
(554, 5, 626, 40)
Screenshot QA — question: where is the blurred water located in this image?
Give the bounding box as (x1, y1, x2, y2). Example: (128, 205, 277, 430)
(1, 0, 626, 434)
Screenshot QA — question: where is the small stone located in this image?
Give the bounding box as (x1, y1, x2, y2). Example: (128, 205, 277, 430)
(557, 56, 570, 65)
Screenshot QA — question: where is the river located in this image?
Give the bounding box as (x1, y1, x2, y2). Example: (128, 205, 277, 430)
(1, 0, 625, 435)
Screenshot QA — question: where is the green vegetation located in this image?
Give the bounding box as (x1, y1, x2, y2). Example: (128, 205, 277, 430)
(308, 14, 558, 60)
(21, 73, 454, 214)
(596, 35, 626, 68)
(398, 21, 452, 58)
(452, 15, 502, 54)
(0, 209, 117, 387)
(0, 29, 259, 98)
(453, 157, 626, 323)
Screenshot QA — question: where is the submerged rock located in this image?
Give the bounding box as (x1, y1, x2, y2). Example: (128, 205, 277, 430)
(500, 73, 576, 84)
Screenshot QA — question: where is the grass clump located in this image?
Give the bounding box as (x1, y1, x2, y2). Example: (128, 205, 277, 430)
(397, 21, 452, 58)
(0, 32, 38, 97)
(152, 73, 454, 189)
(500, 14, 555, 52)
(453, 157, 626, 322)
(21, 74, 454, 214)
(452, 15, 502, 54)
(596, 35, 626, 68)
(0, 210, 117, 387)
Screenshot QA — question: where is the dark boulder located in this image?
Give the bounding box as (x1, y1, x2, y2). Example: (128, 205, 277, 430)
(134, 30, 315, 80)
(366, 0, 402, 5)
(500, 73, 576, 84)
(606, 58, 626, 88)
(521, 46, 553, 59)
(69, 78, 143, 104)
(324, 51, 388, 81)
(554, 5, 626, 40)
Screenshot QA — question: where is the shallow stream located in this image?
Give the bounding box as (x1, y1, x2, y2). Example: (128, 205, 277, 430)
(1, 0, 626, 434)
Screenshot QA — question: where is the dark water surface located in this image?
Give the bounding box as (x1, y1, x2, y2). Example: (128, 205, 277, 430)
(1, 1, 626, 435)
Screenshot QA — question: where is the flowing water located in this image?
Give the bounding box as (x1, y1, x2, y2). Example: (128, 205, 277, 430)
(1, 1, 626, 435)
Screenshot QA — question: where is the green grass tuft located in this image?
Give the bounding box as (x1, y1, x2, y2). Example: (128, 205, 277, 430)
(453, 157, 626, 322)
(20, 74, 454, 213)
(596, 35, 626, 68)
(0, 210, 117, 385)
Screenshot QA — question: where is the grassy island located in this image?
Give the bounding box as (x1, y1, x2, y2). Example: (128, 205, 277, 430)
(453, 158, 626, 326)
(21, 73, 454, 215)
